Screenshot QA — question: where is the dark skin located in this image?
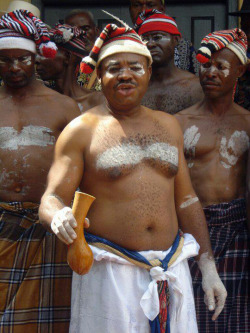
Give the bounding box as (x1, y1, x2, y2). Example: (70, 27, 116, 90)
(39, 52, 226, 319)
(65, 12, 98, 47)
(176, 49, 249, 207)
(129, 0, 165, 24)
(0, 48, 80, 203)
(36, 48, 105, 113)
(140, 31, 204, 114)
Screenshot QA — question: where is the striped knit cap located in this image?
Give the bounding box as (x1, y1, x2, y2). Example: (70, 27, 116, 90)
(80, 23, 152, 74)
(135, 9, 181, 37)
(50, 24, 88, 58)
(0, 9, 57, 58)
(197, 28, 248, 65)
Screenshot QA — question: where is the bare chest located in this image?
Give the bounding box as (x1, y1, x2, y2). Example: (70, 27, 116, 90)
(88, 131, 179, 179)
(142, 84, 195, 114)
(183, 121, 249, 169)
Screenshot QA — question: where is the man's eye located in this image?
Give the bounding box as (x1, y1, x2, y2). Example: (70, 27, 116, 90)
(153, 35, 162, 41)
(131, 66, 141, 71)
(108, 67, 119, 73)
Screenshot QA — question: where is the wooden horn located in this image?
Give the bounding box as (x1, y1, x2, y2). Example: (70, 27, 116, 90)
(67, 191, 96, 275)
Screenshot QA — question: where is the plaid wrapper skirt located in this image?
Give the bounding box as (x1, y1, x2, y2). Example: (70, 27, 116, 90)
(189, 198, 250, 333)
(0, 202, 72, 333)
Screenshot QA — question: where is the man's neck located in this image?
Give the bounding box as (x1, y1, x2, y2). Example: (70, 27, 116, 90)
(4, 77, 38, 99)
(106, 102, 144, 120)
(55, 63, 84, 98)
(203, 93, 235, 116)
(150, 59, 178, 83)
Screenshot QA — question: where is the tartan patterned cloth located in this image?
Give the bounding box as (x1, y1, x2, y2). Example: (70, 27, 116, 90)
(189, 198, 250, 333)
(0, 202, 72, 333)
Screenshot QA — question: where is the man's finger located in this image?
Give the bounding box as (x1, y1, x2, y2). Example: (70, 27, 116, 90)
(84, 218, 90, 228)
(212, 289, 227, 321)
(205, 289, 215, 311)
(64, 221, 77, 239)
(57, 224, 74, 244)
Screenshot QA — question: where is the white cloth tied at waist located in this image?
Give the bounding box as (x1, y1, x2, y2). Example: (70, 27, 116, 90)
(90, 233, 199, 323)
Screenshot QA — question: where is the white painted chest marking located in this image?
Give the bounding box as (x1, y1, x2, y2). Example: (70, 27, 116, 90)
(0, 126, 56, 150)
(220, 130, 249, 169)
(96, 142, 178, 169)
(183, 125, 201, 168)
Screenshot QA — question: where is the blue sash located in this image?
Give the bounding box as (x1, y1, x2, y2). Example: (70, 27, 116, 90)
(85, 231, 183, 333)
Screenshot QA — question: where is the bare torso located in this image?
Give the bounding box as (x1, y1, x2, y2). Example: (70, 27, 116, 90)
(77, 106, 180, 250)
(142, 71, 204, 114)
(0, 82, 80, 203)
(176, 102, 250, 207)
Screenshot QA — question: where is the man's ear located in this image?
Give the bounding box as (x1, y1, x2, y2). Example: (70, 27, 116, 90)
(148, 65, 152, 78)
(237, 63, 247, 78)
(173, 35, 181, 47)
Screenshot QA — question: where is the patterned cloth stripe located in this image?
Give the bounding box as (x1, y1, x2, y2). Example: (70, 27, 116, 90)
(189, 198, 249, 333)
(0, 10, 56, 57)
(141, 18, 178, 28)
(85, 231, 184, 333)
(0, 202, 72, 332)
(197, 28, 248, 64)
(135, 9, 181, 37)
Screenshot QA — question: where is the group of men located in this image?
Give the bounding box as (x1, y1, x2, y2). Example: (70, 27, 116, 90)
(0, 0, 249, 332)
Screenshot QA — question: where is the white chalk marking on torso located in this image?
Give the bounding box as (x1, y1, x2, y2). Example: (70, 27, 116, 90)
(96, 142, 178, 169)
(180, 195, 199, 209)
(0, 126, 56, 150)
(183, 125, 201, 168)
(220, 131, 249, 168)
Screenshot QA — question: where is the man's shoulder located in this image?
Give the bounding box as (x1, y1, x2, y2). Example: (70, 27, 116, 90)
(151, 109, 183, 132)
(234, 102, 250, 117)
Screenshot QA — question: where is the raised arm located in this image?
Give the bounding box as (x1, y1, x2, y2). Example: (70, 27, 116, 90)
(173, 119, 227, 321)
(39, 117, 88, 244)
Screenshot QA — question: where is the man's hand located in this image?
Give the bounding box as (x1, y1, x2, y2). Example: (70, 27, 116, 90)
(198, 253, 227, 321)
(51, 207, 90, 245)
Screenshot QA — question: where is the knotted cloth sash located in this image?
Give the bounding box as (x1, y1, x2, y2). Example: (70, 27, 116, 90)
(85, 231, 184, 333)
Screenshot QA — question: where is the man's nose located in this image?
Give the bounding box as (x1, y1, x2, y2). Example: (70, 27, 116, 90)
(9, 60, 21, 72)
(118, 68, 132, 80)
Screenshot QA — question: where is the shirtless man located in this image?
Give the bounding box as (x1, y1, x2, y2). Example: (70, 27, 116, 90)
(0, 10, 80, 332)
(176, 29, 250, 332)
(36, 24, 104, 113)
(129, 0, 200, 75)
(39, 24, 226, 332)
(136, 10, 203, 114)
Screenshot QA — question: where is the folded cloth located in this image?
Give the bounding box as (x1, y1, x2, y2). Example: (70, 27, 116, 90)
(189, 198, 250, 333)
(0, 202, 72, 332)
(70, 232, 199, 333)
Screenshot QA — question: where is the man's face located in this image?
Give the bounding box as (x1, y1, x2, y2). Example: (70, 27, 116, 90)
(199, 48, 245, 99)
(141, 31, 176, 67)
(65, 13, 98, 46)
(0, 49, 35, 88)
(98, 53, 151, 110)
(129, 0, 165, 24)
(36, 49, 66, 81)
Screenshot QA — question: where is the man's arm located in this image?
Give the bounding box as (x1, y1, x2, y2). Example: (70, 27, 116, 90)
(173, 118, 227, 321)
(39, 117, 88, 244)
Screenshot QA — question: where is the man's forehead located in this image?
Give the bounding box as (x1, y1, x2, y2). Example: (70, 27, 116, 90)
(0, 49, 34, 57)
(104, 53, 147, 65)
(211, 48, 239, 64)
(68, 14, 93, 26)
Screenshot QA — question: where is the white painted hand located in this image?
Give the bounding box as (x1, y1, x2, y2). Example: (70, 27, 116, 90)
(51, 207, 77, 245)
(198, 254, 227, 321)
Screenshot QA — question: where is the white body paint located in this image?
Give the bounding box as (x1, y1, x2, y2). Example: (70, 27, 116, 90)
(183, 125, 201, 168)
(96, 142, 178, 169)
(0, 126, 55, 150)
(180, 195, 199, 209)
(200, 60, 231, 77)
(220, 131, 249, 168)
